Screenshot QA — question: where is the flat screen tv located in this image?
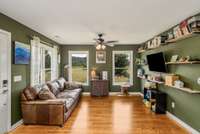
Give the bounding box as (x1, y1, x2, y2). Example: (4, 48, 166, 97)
(146, 52, 167, 73)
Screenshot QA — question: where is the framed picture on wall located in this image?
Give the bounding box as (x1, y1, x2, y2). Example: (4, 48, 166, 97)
(14, 41, 30, 64)
(96, 51, 106, 63)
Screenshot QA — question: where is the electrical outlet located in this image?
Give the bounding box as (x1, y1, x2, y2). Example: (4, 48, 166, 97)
(197, 77, 200, 85)
(172, 102, 175, 109)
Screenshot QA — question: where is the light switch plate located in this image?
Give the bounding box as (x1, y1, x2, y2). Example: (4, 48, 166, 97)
(14, 75, 22, 82)
(197, 77, 200, 85)
(172, 102, 175, 109)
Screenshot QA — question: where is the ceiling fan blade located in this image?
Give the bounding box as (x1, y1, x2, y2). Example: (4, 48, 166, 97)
(105, 40, 118, 44)
(106, 44, 115, 47)
(93, 38, 101, 43)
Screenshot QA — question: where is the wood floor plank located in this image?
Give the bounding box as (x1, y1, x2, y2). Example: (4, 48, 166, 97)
(9, 95, 189, 134)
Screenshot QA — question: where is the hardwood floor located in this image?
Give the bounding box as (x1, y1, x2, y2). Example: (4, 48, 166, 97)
(10, 95, 189, 134)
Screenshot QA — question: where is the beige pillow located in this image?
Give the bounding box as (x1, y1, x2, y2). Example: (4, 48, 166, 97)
(64, 82, 81, 90)
(38, 86, 56, 100)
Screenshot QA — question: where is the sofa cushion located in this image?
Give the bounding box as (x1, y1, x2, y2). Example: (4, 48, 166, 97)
(47, 81, 61, 95)
(56, 92, 74, 99)
(23, 87, 38, 101)
(56, 77, 66, 91)
(56, 88, 82, 99)
(38, 86, 56, 100)
(64, 98, 74, 110)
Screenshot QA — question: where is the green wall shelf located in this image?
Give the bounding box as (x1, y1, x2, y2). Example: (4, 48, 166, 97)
(165, 61, 200, 65)
(138, 32, 200, 54)
(165, 85, 200, 94)
(138, 76, 200, 94)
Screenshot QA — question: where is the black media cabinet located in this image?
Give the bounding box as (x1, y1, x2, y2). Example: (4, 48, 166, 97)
(143, 88, 167, 114)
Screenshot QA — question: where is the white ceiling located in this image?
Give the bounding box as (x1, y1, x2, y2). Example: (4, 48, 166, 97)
(0, 0, 200, 45)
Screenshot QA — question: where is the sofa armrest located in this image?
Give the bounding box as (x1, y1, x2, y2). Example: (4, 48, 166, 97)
(21, 99, 65, 126)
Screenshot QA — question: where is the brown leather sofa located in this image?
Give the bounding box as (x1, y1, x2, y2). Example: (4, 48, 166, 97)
(21, 77, 82, 127)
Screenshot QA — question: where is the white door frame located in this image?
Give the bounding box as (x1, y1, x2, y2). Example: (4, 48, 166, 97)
(0, 29, 12, 131)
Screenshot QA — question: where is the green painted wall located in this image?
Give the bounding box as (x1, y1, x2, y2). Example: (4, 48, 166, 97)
(139, 35, 200, 132)
(60, 45, 140, 92)
(0, 13, 60, 125)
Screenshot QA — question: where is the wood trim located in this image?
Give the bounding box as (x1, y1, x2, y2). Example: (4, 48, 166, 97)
(0, 29, 12, 131)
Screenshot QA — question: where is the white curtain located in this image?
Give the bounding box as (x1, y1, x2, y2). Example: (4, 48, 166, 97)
(31, 39, 42, 86)
(31, 39, 58, 86)
(52, 45, 58, 80)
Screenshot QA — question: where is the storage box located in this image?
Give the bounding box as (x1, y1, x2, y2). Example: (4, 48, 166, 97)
(165, 75, 179, 86)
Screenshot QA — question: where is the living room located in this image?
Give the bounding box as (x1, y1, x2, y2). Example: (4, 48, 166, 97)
(0, 0, 200, 134)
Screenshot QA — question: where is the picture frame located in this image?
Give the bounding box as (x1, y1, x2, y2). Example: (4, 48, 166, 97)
(14, 41, 30, 64)
(170, 55, 179, 62)
(96, 51, 106, 63)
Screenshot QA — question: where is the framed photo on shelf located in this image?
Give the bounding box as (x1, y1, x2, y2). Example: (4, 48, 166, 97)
(170, 55, 179, 62)
(96, 51, 106, 63)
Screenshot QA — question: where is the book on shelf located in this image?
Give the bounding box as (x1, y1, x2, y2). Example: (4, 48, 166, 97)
(173, 25, 183, 39)
(180, 20, 190, 35)
(187, 15, 200, 33)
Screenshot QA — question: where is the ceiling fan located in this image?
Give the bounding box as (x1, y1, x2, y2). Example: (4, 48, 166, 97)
(93, 33, 118, 50)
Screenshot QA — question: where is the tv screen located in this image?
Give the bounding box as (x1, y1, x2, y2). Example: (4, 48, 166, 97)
(146, 52, 167, 73)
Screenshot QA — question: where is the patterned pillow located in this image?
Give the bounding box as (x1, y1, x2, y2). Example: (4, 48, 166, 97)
(38, 86, 56, 100)
(64, 82, 81, 90)
(47, 82, 60, 95)
(56, 78, 66, 91)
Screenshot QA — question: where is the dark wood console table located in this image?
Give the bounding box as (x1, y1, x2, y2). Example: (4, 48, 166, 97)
(90, 80, 109, 96)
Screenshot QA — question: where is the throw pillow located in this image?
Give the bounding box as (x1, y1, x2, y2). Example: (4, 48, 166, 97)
(23, 87, 38, 101)
(64, 82, 81, 90)
(47, 82, 60, 95)
(38, 87, 56, 100)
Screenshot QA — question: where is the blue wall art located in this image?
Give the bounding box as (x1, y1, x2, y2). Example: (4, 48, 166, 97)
(14, 41, 30, 64)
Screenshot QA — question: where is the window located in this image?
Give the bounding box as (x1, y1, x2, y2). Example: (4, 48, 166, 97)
(31, 39, 58, 86)
(112, 51, 133, 85)
(68, 51, 89, 85)
(44, 50, 52, 82)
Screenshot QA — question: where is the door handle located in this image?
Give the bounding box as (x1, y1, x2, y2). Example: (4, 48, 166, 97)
(2, 89, 8, 94)
(0, 89, 8, 94)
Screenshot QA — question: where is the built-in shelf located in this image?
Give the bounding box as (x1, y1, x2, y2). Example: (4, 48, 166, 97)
(138, 50, 146, 53)
(137, 32, 200, 54)
(137, 76, 164, 84)
(137, 76, 146, 79)
(136, 64, 148, 66)
(165, 61, 200, 65)
(165, 85, 200, 94)
(166, 32, 200, 43)
(138, 76, 200, 94)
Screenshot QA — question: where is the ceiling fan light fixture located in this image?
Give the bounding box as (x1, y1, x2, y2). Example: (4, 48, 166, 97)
(101, 45, 106, 50)
(96, 44, 101, 50)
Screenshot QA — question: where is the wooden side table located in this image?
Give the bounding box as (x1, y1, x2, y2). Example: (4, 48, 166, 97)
(90, 80, 109, 96)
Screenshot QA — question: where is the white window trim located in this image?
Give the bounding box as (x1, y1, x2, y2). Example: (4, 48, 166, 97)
(68, 51, 89, 85)
(112, 51, 133, 86)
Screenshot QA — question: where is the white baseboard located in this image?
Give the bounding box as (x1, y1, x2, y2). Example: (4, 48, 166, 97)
(10, 119, 23, 132)
(166, 111, 200, 134)
(83, 92, 143, 96)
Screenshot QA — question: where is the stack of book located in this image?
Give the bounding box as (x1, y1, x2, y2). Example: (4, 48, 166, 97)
(188, 15, 200, 32)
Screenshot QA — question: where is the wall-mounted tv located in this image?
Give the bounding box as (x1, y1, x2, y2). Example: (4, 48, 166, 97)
(146, 52, 167, 73)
